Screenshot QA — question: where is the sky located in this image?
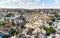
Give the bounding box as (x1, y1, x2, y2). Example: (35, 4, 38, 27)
(0, 0, 60, 9)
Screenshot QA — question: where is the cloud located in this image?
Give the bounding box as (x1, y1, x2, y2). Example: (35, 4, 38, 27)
(0, 0, 60, 9)
(55, 0, 60, 3)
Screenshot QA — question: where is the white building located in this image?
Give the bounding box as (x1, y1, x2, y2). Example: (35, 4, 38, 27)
(55, 34, 60, 38)
(9, 36, 17, 38)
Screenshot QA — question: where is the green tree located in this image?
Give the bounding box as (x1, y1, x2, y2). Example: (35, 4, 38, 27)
(15, 30, 19, 35)
(2, 35, 10, 38)
(9, 29, 19, 35)
(44, 27, 49, 31)
(6, 13, 15, 17)
(46, 31, 51, 36)
(51, 17, 55, 22)
(4, 17, 7, 21)
(49, 27, 56, 33)
(44, 27, 56, 36)
(49, 16, 55, 22)
(48, 22, 52, 25)
(9, 29, 16, 35)
(1, 22, 6, 25)
(55, 13, 59, 17)
(12, 21, 15, 26)
(0, 22, 6, 26)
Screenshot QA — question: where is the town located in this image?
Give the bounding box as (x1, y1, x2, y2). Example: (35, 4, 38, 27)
(0, 9, 60, 38)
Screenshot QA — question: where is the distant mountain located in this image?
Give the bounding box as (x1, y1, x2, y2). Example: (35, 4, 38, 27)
(0, 8, 60, 14)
